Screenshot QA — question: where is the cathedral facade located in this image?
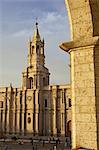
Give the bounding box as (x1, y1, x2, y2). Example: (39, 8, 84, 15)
(0, 22, 71, 137)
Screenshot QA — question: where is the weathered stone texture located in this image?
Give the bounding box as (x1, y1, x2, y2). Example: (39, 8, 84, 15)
(65, 0, 99, 40)
(70, 46, 99, 149)
(60, 0, 99, 149)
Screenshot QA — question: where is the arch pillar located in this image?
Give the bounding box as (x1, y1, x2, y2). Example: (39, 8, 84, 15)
(60, 0, 99, 149)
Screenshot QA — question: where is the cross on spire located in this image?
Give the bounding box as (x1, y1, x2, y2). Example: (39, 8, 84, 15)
(35, 17, 38, 27)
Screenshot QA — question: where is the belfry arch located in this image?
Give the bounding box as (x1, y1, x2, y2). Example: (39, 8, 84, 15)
(60, 0, 99, 149)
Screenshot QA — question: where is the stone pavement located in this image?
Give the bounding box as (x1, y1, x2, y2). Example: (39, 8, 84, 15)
(0, 139, 71, 150)
(0, 143, 70, 150)
(0, 136, 71, 150)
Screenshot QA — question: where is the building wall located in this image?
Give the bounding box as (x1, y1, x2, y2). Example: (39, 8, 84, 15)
(0, 85, 71, 137)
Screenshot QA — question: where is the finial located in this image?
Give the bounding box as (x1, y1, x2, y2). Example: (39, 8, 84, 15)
(35, 17, 38, 27)
(10, 83, 12, 88)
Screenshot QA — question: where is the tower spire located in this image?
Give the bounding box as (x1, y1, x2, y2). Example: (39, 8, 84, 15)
(36, 17, 38, 26)
(32, 18, 41, 42)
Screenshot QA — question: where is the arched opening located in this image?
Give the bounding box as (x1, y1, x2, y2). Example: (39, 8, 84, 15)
(36, 45, 40, 54)
(67, 120, 71, 139)
(0, 101, 3, 108)
(32, 45, 34, 54)
(69, 98, 71, 107)
(28, 77, 33, 89)
(43, 77, 46, 86)
(44, 99, 47, 108)
(28, 117, 31, 124)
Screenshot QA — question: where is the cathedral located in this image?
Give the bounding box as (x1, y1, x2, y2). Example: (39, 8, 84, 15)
(0, 22, 71, 137)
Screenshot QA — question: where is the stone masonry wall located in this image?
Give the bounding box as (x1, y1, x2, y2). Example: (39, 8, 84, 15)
(71, 46, 97, 149)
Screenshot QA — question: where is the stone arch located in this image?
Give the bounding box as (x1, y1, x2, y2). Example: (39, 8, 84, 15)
(65, 0, 99, 41)
(60, 0, 99, 149)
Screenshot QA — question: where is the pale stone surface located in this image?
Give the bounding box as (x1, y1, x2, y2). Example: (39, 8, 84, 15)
(65, 0, 99, 40)
(60, 0, 99, 149)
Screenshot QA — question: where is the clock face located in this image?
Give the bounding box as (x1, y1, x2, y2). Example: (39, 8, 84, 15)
(27, 96, 32, 101)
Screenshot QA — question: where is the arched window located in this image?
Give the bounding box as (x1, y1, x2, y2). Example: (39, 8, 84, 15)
(43, 77, 46, 86)
(44, 99, 47, 107)
(37, 45, 39, 49)
(36, 45, 39, 54)
(67, 120, 71, 138)
(32, 45, 34, 54)
(69, 99, 71, 107)
(0, 101, 3, 108)
(29, 77, 33, 89)
(28, 117, 31, 124)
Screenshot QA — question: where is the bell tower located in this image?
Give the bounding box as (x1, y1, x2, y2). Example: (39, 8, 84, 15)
(22, 22, 50, 89)
(28, 22, 45, 67)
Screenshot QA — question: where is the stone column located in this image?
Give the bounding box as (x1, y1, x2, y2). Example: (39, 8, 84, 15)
(61, 112, 65, 136)
(6, 97, 9, 135)
(60, 90, 65, 136)
(37, 74, 40, 88)
(2, 110, 5, 134)
(60, 0, 99, 149)
(34, 75, 36, 87)
(16, 110, 20, 134)
(53, 97, 57, 135)
(61, 39, 99, 149)
(35, 113, 39, 134)
(12, 111, 15, 134)
(35, 90, 39, 134)
(38, 91, 42, 135)
(32, 91, 35, 134)
(48, 92, 51, 136)
(0, 110, 3, 135)
(21, 95, 25, 135)
(0, 110, 1, 136)
(16, 93, 20, 134)
(12, 94, 16, 134)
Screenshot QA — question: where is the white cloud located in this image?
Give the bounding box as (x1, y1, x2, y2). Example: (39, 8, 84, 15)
(45, 12, 61, 23)
(12, 29, 30, 37)
(0, 4, 71, 87)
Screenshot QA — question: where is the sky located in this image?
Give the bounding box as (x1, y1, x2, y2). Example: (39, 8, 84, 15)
(0, 0, 71, 87)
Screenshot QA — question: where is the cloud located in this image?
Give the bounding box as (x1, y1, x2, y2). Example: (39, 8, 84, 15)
(0, 1, 71, 87)
(12, 29, 30, 37)
(45, 12, 61, 23)
(40, 11, 70, 40)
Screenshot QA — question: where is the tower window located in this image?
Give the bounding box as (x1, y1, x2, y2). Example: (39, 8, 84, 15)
(29, 77, 33, 89)
(37, 45, 39, 49)
(36, 45, 39, 54)
(43, 77, 46, 86)
(32, 46, 34, 54)
(69, 99, 71, 107)
(44, 99, 47, 107)
(28, 117, 31, 124)
(0, 101, 3, 108)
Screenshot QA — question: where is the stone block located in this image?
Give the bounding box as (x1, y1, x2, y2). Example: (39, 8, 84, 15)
(75, 96, 95, 106)
(76, 114, 96, 123)
(75, 87, 95, 97)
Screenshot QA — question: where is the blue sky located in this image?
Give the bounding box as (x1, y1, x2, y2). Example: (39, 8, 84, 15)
(0, 0, 70, 87)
